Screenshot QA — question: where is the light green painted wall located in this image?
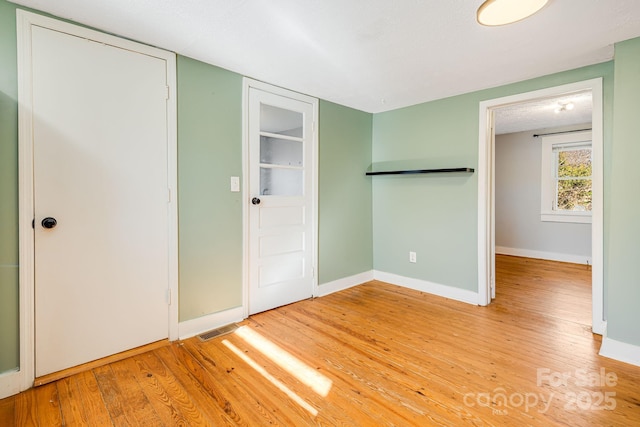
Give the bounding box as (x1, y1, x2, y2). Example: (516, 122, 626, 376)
(0, 0, 20, 373)
(372, 62, 614, 292)
(177, 56, 244, 320)
(318, 101, 373, 284)
(372, 97, 479, 290)
(0, 1, 376, 372)
(177, 71, 375, 317)
(3, 0, 640, 376)
(607, 37, 640, 346)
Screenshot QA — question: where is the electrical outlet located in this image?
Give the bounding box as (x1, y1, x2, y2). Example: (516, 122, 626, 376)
(409, 251, 417, 263)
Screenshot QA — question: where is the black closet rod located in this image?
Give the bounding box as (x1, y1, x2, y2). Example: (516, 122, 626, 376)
(533, 128, 592, 138)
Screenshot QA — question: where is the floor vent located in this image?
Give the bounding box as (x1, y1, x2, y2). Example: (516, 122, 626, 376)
(197, 323, 239, 342)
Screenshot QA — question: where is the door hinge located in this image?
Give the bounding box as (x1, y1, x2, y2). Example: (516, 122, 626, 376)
(166, 289, 172, 305)
(165, 86, 170, 100)
(167, 188, 171, 203)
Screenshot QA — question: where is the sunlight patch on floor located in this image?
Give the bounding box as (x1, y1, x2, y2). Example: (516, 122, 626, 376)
(222, 339, 319, 416)
(234, 325, 333, 397)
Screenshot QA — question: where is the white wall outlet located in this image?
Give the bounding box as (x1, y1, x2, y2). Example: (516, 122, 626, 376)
(409, 251, 417, 263)
(230, 176, 240, 192)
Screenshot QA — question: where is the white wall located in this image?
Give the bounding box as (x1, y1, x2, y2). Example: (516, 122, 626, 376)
(495, 125, 592, 264)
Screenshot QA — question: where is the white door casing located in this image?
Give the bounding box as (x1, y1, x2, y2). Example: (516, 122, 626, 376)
(244, 80, 318, 315)
(477, 78, 604, 334)
(489, 109, 496, 300)
(17, 10, 178, 386)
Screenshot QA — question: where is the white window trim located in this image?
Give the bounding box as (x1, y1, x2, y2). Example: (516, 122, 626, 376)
(540, 130, 592, 224)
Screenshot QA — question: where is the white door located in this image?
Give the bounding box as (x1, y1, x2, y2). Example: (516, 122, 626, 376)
(247, 86, 317, 315)
(31, 25, 171, 376)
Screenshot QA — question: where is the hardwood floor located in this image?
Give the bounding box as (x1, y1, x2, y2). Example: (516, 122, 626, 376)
(495, 255, 592, 326)
(2, 255, 639, 426)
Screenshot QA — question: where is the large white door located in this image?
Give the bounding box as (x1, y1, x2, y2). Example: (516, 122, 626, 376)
(247, 86, 317, 315)
(31, 25, 172, 376)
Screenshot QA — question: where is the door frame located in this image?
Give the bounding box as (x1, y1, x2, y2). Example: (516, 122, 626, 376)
(477, 78, 605, 335)
(15, 10, 179, 392)
(241, 78, 319, 318)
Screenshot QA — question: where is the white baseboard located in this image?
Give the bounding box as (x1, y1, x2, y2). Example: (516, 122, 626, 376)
(599, 335, 640, 367)
(373, 271, 479, 305)
(496, 246, 591, 265)
(316, 270, 374, 297)
(178, 307, 245, 340)
(592, 318, 606, 336)
(0, 369, 21, 399)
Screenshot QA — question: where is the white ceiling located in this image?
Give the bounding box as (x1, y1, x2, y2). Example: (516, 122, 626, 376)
(11, 0, 640, 114)
(495, 91, 592, 135)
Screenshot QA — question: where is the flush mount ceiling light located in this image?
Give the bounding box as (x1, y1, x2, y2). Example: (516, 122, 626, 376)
(554, 102, 575, 113)
(477, 0, 549, 26)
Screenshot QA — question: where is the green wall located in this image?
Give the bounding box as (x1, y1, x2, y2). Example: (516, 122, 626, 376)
(0, 1, 375, 373)
(372, 62, 614, 292)
(177, 56, 244, 320)
(0, 0, 19, 372)
(2, 0, 640, 377)
(607, 38, 640, 346)
(318, 101, 373, 284)
(176, 71, 375, 319)
(372, 97, 479, 290)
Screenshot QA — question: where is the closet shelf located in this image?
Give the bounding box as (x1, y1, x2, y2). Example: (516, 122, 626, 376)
(365, 167, 475, 176)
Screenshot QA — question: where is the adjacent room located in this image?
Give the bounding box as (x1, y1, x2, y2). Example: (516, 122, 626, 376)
(494, 91, 595, 326)
(1, 0, 640, 425)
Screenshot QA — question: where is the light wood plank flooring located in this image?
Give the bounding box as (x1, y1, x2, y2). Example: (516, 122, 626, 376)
(1, 255, 639, 425)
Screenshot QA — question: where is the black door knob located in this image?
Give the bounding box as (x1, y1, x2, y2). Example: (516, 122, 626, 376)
(41, 217, 57, 229)
(251, 197, 261, 205)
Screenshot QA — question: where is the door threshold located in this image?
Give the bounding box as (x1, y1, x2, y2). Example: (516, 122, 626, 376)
(34, 339, 170, 387)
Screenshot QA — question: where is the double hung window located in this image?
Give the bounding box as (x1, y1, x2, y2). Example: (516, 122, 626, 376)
(540, 131, 592, 223)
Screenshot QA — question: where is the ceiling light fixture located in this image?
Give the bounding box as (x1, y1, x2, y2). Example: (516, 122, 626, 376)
(554, 102, 574, 113)
(477, 0, 549, 26)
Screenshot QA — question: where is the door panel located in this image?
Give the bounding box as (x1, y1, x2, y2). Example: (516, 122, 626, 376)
(259, 254, 305, 287)
(248, 87, 316, 315)
(259, 205, 305, 228)
(32, 26, 170, 376)
(260, 232, 304, 257)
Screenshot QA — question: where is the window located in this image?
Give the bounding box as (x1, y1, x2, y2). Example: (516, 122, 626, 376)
(540, 131, 592, 223)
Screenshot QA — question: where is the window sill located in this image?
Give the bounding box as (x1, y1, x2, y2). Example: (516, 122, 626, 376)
(540, 212, 592, 224)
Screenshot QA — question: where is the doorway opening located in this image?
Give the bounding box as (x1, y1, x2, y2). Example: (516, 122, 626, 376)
(477, 78, 604, 335)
